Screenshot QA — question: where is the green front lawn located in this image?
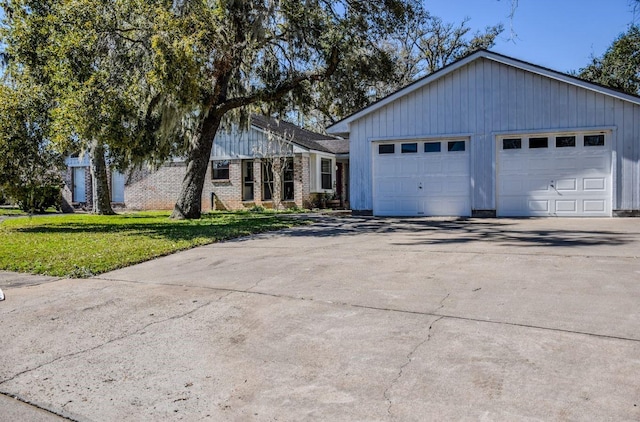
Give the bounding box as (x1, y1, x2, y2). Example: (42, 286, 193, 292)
(0, 207, 27, 216)
(0, 206, 60, 216)
(0, 211, 308, 277)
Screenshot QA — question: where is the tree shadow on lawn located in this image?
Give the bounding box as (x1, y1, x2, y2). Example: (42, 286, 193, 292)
(12, 214, 635, 249)
(281, 216, 635, 249)
(11, 216, 300, 242)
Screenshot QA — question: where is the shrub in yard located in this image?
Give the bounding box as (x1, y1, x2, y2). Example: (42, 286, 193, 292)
(9, 182, 62, 213)
(249, 205, 266, 213)
(0, 85, 65, 213)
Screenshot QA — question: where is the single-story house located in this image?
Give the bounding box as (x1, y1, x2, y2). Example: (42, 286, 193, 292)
(62, 158, 126, 211)
(327, 49, 640, 217)
(63, 115, 349, 211)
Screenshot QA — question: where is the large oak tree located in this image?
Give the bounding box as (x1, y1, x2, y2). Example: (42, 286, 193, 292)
(578, 25, 640, 96)
(133, 0, 422, 219)
(0, 0, 152, 214)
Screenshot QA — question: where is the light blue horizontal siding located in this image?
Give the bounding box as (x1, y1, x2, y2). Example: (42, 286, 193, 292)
(211, 127, 292, 159)
(350, 57, 640, 212)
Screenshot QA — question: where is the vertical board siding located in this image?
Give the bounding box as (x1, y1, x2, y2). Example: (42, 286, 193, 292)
(349, 57, 640, 212)
(622, 103, 635, 209)
(635, 106, 640, 208)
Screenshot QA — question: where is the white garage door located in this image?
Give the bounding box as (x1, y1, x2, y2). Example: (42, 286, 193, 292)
(373, 140, 470, 216)
(497, 133, 612, 217)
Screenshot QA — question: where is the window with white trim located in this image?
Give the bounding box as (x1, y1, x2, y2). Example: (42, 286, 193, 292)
(283, 159, 294, 200)
(321, 158, 332, 190)
(242, 160, 254, 201)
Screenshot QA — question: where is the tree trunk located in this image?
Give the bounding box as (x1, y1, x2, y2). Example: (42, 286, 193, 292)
(89, 140, 115, 215)
(170, 113, 222, 219)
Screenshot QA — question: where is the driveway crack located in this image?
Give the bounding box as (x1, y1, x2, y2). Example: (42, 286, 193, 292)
(384, 316, 444, 418)
(435, 293, 450, 312)
(0, 300, 214, 386)
(0, 392, 79, 421)
(94, 277, 640, 344)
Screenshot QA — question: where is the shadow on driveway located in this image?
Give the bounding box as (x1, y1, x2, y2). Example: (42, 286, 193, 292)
(282, 216, 636, 249)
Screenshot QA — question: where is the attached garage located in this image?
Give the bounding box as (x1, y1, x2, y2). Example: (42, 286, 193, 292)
(327, 50, 640, 218)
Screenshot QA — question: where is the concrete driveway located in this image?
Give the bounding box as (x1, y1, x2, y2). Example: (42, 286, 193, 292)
(1, 217, 639, 421)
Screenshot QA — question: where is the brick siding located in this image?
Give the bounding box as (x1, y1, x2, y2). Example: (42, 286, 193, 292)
(126, 163, 186, 210)
(62, 166, 126, 211)
(124, 154, 313, 211)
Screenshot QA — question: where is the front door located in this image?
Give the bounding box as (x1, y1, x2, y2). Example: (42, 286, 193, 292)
(243, 160, 254, 201)
(111, 171, 125, 203)
(73, 167, 86, 202)
(336, 162, 343, 202)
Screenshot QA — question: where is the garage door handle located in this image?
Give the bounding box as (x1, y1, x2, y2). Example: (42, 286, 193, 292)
(550, 180, 554, 188)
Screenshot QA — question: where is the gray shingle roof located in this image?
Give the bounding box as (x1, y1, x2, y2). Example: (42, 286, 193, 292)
(251, 115, 348, 154)
(314, 139, 350, 154)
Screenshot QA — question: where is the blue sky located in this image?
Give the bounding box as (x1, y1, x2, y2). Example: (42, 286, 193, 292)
(1, 1, 635, 75)
(425, 0, 638, 73)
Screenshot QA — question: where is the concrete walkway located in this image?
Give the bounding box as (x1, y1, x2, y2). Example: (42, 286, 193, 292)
(1, 217, 639, 421)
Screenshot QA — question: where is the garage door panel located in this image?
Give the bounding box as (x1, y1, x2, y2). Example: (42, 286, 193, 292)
(583, 156, 608, 170)
(528, 200, 550, 212)
(373, 140, 470, 216)
(423, 181, 444, 194)
(447, 178, 470, 194)
(376, 160, 397, 177)
(424, 161, 443, 173)
(555, 178, 577, 191)
(527, 179, 552, 192)
(403, 160, 419, 174)
(445, 159, 467, 173)
(421, 197, 469, 216)
(399, 179, 416, 195)
(583, 178, 606, 191)
(377, 180, 398, 195)
(497, 133, 611, 217)
(501, 158, 525, 172)
(555, 200, 577, 213)
(501, 179, 524, 195)
(528, 157, 556, 171)
(399, 199, 419, 214)
(553, 157, 582, 171)
(584, 200, 606, 212)
(376, 200, 399, 215)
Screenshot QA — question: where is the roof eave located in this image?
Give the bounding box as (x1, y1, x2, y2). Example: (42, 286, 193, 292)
(486, 53, 640, 106)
